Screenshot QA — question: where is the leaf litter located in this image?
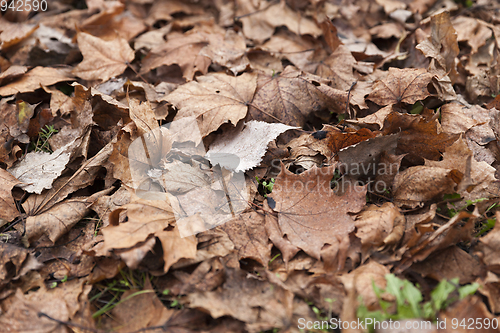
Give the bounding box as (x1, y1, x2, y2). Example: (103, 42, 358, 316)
(1, 1, 500, 332)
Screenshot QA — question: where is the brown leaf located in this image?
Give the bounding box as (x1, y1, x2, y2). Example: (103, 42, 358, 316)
(411, 246, 484, 284)
(141, 28, 211, 81)
(425, 138, 500, 203)
(476, 211, 500, 274)
(236, 0, 321, 43)
(339, 261, 391, 311)
(0, 168, 20, 224)
(0, 19, 38, 50)
(25, 188, 112, 244)
(73, 32, 134, 82)
(167, 72, 257, 137)
(416, 11, 459, 75)
(0, 67, 73, 96)
(355, 202, 405, 260)
(268, 164, 366, 268)
(393, 166, 458, 207)
(221, 211, 273, 267)
(248, 66, 348, 127)
(107, 280, 173, 331)
(367, 67, 433, 106)
(0, 279, 88, 332)
(439, 296, 497, 333)
(382, 112, 460, 163)
(187, 267, 294, 332)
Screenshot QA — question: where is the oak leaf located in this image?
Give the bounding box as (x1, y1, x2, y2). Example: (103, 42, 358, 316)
(167, 72, 257, 137)
(73, 32, 134, 82)
(367, 67, 433, 106)
(268, 164, 366, 268)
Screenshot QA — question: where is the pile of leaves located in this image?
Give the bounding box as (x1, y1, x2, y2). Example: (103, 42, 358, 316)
(1, 0, 500, 332)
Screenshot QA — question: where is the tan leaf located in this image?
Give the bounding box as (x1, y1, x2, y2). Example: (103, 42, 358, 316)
(0, 19, 38, 50)
(72, 32, 134, 82)
(248, 66, 348, 127)
(108, 280, 173, 330)
(382, 112, 460, 163)
(425, 138, 500, 203)
(156, 225, 197, 272)
(416, 11, 459, 75)
(0, 67, 73, 96)
(367, 67, 433, 106)
(186, 267, 294, 332)
(100, 197, 176, 254)
(393, 166, 458, 207)
(128, 98, 158, 136)
(411, 246, 484, 284)
(25, 188, 112, 244)
(221, 211, 273, 266)
(355, 202, 405, 259)
(168, 72, 257, 137)
(439, 296, 497, 333)
(268, 164, 366, 268)
(0, 169, 20, 224)
(140, 29, 211, 81)
(236, 0, 321, 43)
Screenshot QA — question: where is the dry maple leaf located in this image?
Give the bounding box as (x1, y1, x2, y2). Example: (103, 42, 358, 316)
(268, 163, 366, 268)
(416, 11, 459, 75)
(167, 72, 257, 137)
(0, 67, 73, 96)
(140, 29, 211, 81)
(248, 66, 348, 127)
(367, 67, 433, 106)
(73, 32, 134, 82)
(0, 169, 20, 223)
(382, 111, 459, 163)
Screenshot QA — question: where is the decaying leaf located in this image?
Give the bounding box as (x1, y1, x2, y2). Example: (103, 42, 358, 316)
(248, 66, 349, 127)
(168, 72, 257, 137)
(73, 32, 135, 82)
(268, 164, 366, 268)
(0, 169, 20, 224)
(0, 67, 73, 96)
(367, 68, 433, 106)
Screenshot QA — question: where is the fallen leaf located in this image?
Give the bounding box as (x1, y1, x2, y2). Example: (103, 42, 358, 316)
(73, 32, 135, 82)
(0, 67, 73, 96)
(393, 166, 458, 207)
(221, 211, 272, 267)
(206, 120, 299, 172)
(355, 202, 405, 260)
(268, 164, 366, 268)
(236, 0, 321, 43)
(187, 267, 294, 332)
(382, 112, 459, 163)
(425, 137, 500, 203)
(248, 66, 348, 127)
(0, 168, 20, 224)
(8, 139, 75, 194)
(0, 19, 38, 50)
(25, 188, 112, 244)
(107, 280, 173, 331)
(416, 11, 459, 75)
(475, 211, 500, 274)
(140, 28, 211, 81)
(439, 296, 497, 333)
(367, 67, 433, 106)
(411, 246, 484, 284)
(167, 72, 257, 137)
